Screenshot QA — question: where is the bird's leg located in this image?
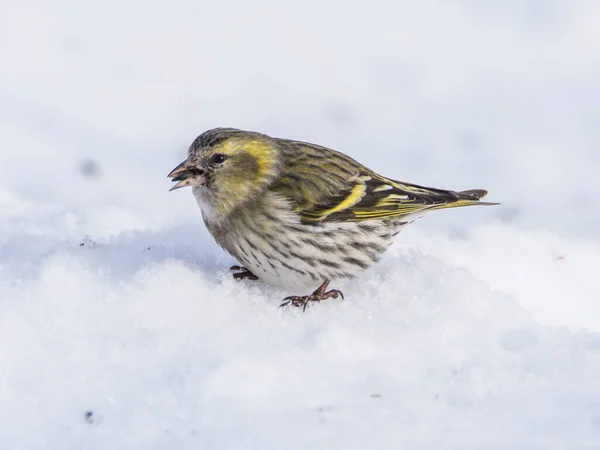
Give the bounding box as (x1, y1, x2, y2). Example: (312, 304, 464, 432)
(279, 279, 344, 311)
(230, 265, 259, 281)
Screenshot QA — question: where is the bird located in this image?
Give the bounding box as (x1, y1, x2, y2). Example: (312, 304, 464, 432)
(168, 128, 497, 309)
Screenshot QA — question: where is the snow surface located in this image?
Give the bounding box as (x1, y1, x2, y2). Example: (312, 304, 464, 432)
(1, 1, 600, 448)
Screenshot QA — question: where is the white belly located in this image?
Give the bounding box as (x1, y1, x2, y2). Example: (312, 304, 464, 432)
(223, 218, 405, 291)
(196, 189, 416, 291)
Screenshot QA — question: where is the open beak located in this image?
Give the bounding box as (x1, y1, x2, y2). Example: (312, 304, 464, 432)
(168, 159, 201, 191)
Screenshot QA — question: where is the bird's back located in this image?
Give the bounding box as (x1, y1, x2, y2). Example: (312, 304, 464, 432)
(270, 138, 497, 225)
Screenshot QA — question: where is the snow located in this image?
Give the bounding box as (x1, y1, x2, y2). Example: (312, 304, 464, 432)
(1, 0, 600, 448)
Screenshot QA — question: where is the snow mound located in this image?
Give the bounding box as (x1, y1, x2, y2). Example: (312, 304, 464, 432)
(1, 224, 599, 448)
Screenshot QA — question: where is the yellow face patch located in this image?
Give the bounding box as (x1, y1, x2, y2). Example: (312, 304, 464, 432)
(215, 137, 279, 184)
(205, 136, 281, 218)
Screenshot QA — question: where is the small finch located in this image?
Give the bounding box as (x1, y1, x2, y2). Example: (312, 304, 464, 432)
(168, 128, 497, 309)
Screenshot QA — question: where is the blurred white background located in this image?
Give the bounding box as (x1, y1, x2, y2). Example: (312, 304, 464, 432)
(2, 0, 599, 236)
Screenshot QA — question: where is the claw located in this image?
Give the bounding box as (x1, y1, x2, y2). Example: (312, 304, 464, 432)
(230, 265, 259, 281)
(279, 279, 344, 311)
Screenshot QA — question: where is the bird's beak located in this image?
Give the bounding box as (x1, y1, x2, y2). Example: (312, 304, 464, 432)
(168, 158, 203, 191)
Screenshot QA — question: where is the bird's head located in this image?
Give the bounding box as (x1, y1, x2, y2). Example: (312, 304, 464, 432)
(168, 128, 281, 219)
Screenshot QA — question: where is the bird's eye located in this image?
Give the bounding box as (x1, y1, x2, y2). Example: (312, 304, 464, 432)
(211, 154, 227, 165)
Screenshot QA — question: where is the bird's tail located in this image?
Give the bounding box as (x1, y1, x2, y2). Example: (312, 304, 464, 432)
(458, 189, 489, 200)
(431, 189, 500, 210)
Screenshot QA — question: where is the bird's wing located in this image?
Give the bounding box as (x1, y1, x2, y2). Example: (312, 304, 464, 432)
(269, 141, 496, 224)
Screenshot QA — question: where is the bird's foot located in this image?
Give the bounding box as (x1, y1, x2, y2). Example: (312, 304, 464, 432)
(230, 265, 259, 281)
(279, 279, 344, 311)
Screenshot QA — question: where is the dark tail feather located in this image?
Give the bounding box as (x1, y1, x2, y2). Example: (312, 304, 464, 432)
(455, 189, 500, 206)
(459, 189, 489, 200)
(431, 189, 499, 210)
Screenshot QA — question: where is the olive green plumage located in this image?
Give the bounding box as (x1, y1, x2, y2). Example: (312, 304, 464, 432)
(168, 128, 497, 292)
